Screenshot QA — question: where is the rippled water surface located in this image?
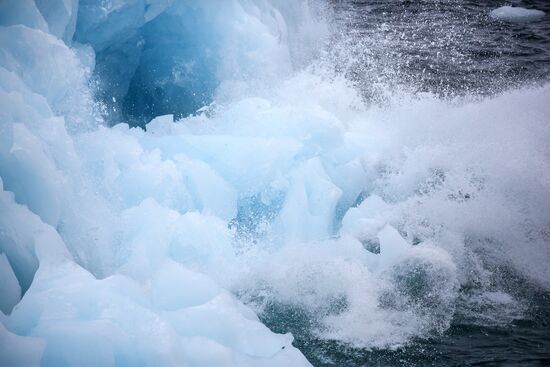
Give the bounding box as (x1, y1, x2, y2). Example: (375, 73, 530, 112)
(331, 0, 550, 99)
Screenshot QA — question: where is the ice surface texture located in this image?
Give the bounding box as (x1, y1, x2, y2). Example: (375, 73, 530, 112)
(74, 0, 324, 126)
(0, 1, 320, 366)
(1, 0, 550, 366)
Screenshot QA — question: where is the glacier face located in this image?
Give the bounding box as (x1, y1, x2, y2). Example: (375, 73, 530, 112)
(1, 1, 550, 366)
(73, 0, 325, 126)
(0, 1, 322, 366)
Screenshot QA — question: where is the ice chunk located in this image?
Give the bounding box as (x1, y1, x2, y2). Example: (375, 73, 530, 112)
(490, 6, 545, 23)
(113, 149, 193, 210)
(148, 134, 302, 195)
(3, 122, 64, 225)
(118, 199, 238, 285)
(174, 156, 238, 220)
(144, 0, 174, 22)
(146, 114, 174, 134)
(6, 261, 186, 367)
(0, 25, 93, 130)
(35, 0, 79, 42)
(341, 195, 391, 242)
(0, 178, 69, 292)
(0, 0, 49, 32)
(75, 0, 148, 52)
(5, 257, 311, 367)
(0, 322, 45, 367)
(275, 158, 342, 242)
(0, 253, 21, 314)
(377, 224, 411, 266)
(164, 293, 295, 358)
(150, 260, 221, 310)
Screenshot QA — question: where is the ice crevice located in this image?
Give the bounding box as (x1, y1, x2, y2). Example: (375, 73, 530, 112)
(1, 1, 550, 366)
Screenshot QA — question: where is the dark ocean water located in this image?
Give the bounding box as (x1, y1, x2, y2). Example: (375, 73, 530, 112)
(330, 0, 550, 101)
(259, 1, 550, 366)
(261, 273, 550, 366)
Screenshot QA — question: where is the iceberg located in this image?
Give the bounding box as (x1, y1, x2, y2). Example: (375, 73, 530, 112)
(490, 6, 545, 23)
(1, 0, 550, 365)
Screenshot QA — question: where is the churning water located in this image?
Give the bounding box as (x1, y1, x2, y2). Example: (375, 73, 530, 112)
(259, 1, 550, 365)
(332, 0, 550, 98)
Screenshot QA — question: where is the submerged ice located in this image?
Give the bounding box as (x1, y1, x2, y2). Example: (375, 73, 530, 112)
(1, 0, 550, 366)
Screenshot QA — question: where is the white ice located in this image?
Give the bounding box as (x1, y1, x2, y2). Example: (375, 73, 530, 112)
(490, 6, 545, 23)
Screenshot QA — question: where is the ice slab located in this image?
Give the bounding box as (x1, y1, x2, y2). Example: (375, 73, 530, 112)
(0, 253, 21, 314)
(490, 6, 545, 23)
